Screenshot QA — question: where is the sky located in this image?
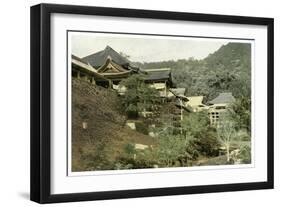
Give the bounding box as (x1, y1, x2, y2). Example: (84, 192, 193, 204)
(71, 32, 229, 62)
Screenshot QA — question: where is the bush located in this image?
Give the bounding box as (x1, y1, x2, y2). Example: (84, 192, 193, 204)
(193, 129, 221, 157)
(182, 112, 221, 157)
(239, 145, 251, 164)
(119, 74, 161, 118)
(156, 134, 187, 167)
(124, 143, 136, 156)
(198, 155, 233, 166)
(135, 122, 149, 135)
(115, 151, 157, 169)
(80, 150, 115, 171)
(126, 111, 138, 119)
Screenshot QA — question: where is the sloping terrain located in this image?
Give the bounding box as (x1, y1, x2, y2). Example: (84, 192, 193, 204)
(72, 79, 155, 171)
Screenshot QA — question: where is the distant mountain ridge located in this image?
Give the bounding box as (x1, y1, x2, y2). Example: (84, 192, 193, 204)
(204, 42, 251, 74)
(133, 42, 251, 100)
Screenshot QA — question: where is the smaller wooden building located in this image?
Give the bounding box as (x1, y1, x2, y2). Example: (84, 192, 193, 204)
(142, 68, 174, 98)
(185, 96, 208, 112)
(208, 92, 236, 125)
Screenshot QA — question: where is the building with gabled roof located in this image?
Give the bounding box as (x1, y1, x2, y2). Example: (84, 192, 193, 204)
(208, 92, 236, 126)
(95, 57, 134, 84)
(82, 45, 139, 71)
(185, 96, 208, 112)
(141, 68, 175, 98)
(71, 55, 111, 87)
(77, 46, 176, 97)
(81, 46, 139, 85)
(209, 92, 235, 105)
(82, 45, 129, 68)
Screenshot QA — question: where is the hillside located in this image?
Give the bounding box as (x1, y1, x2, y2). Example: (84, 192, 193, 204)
(72, 79, 156, 171)
(205, 42, 251, 74)
(201, 42, 251, 99)
(133, 42, 251, 100)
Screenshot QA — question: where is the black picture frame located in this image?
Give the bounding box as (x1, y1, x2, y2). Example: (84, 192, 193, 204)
(30, 3, 274, 204)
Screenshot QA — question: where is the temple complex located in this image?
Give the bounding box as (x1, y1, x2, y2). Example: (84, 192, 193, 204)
(71, 46, 235, 126)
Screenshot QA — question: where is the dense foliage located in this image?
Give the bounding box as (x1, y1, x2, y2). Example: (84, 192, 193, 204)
(119, 74, 161, 118)
(134, 43, 251, 100)
(181, 112, 220, 157)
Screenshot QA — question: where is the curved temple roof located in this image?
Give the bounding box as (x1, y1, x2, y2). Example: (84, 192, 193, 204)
(82, 46, 131, 68)
(209, 92, 235, 105)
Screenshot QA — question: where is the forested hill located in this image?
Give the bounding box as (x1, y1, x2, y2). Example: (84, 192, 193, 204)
(204, 43, 251, 78)
(134, 42, 251, 101)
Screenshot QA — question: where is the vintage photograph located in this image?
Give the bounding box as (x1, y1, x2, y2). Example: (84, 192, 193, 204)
(70, 32, 252, 172)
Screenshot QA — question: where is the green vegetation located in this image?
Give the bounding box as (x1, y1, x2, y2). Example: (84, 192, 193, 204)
(230, 96, 251, 132)
(182, 112, 220, 157)
(135, 122, 149, 135)
(239, 145, 251, 164)
(72, 43, 252, 171)
(134, 43, 251, 100)
(156, 134, 187, 167)
(216, 116, 238, 162)
(119, 74, 161, 119)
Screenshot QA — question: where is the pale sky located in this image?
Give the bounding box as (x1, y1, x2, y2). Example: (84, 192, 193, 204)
(71, 33, 229, 62)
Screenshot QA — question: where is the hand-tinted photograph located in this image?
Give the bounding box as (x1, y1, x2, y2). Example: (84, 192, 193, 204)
(70, 32, 252, 172)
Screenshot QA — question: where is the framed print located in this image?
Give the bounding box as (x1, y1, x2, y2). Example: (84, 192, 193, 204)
(30, 3, 274, 203)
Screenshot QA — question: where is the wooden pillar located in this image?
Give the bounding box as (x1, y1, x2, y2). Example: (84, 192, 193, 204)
(91, 77, 96, 85)
(108, 80, 113, 88)
(77, 70, 80, 79)
(164, 80, 167, 97)
(82, 74, 88, 81)
(180, 99, 183, 121)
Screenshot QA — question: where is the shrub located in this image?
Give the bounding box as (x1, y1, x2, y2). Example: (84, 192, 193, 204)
(239, 145, 251, 164)
(119, 74, 161, 118)
(182, 112, 221, 157)
(124, 143, 136, 156)
(193, 129, 221, 157)
(115, 151, 157, 169)
(135, 122, 149, 135)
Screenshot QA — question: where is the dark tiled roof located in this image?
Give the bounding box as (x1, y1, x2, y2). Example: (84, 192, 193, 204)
(72, 54, 88, 64)
(144, 70, 171, 81)
(209, 92, 235, 104)
(82, 46, 130, 68)
(97, 58, 128, 73)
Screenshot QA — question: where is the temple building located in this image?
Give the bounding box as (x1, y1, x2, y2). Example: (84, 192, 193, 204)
(185, 96, 208, 112)
(208, 92, 236, 125)
(78, 46, 178, 97)
(72, 46, 237, 129)
(142, 68, 175, 98)
(71, 55, 111, 87)
(82, 46, 139, 86)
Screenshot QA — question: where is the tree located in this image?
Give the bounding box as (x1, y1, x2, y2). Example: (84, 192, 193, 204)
(181, 111, 209, 136)
(156, 134, 187, 167)
(119, 74, 160, 118)
(238, 145, 251, 164)
(133, 42, 251, 101)
(124, 143, 136, 158)
(216, 113, 238, 162)
(181, 111, 220, 157)
(229, 97, 251, 132)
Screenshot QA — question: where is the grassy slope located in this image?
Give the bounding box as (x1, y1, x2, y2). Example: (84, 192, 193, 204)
(72, 79, 156, 171)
